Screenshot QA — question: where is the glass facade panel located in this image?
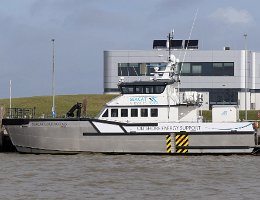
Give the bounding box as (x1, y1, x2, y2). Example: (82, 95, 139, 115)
(118, 62, 234, 77)
(209, 89, 238, 107)
(223, 62, 233, 67)
(213, 63, 223, 68)
(179, 88, 239, 109)
(181, 63, 191, 74)
(192, 65, 202, 74)
(140, 63, 147, 75)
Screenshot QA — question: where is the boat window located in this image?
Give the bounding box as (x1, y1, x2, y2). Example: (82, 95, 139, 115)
(141, 108, 148, 117)
(102, 109, 108, 117)
(111, 109, 118, 117)
(121, 109, 128, 117)
(131, 109, 138, 117)
(145, 86, 154, 94)
(154, 86, 166, 94)
(121, 86, 134, 94)
(120, 85, 165, 94)
(135, 86, 143, 94)
(151, 108, 158, 117)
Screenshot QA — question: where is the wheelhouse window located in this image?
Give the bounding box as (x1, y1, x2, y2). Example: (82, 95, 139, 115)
(120, 85, 166, 94)
(135, 86, 143, 94)
(121, 86, 134, 94)
(145, 86, 154, 94)
(102, 109, 108, 117)
(151, 108, 158, 117)
(154, 86, 165, 94)
(111, 109, 118, 117)
(141, 108, 148, 117)
(121, 109, 128, 117)
(131, 109, 138, 117)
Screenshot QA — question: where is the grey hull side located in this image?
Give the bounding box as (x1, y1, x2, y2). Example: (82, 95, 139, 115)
(4, 120, 257, 154)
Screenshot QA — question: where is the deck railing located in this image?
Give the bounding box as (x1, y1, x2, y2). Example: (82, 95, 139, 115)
(7, 108, 36, 119)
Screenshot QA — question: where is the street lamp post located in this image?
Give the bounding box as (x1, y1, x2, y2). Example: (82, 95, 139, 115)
(51, 39, 56, 118)
(9, 80, 12, 110)
(244, 33, 247, 120)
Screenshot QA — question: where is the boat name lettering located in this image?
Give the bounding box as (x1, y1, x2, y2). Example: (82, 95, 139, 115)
(137, 125, 201, 131)
(31, 122, 68, 127)
(129, 96, 158, 105)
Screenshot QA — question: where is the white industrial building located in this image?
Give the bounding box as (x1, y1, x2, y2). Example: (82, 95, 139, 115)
(103, 40, 260, 110)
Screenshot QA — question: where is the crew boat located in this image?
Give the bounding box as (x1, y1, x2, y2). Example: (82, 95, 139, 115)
(2, 33, 259, 154)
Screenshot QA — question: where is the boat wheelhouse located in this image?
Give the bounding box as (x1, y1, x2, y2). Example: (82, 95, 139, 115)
(98, 80, 201, 123)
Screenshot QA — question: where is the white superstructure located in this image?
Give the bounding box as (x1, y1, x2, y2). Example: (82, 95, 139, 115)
(99, 47, 202, 123)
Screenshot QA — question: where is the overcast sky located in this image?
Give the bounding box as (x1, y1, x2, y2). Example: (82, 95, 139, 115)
(0, 0, 259, 98)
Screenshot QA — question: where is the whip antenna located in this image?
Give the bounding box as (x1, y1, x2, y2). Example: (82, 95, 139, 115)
(179, 8, 199, 82)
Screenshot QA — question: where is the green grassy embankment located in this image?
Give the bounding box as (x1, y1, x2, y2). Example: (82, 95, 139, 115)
(0, 94, 117, 118)
(0, 94, 259, 120)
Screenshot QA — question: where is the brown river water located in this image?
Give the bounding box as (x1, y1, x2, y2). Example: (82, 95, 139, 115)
(0, 153, 259, 200)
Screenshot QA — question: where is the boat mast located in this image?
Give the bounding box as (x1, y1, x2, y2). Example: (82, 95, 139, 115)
(167, 31, 173, 120)
(167, 31, 173, 62)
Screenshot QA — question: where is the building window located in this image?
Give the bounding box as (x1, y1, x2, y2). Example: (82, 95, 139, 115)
(118, 62, 234, 77)
(111, 109, 118, 117)
(118, 62, 167, 77)
(141, 108, 148, 117)
(213, 62, 223, 68)
(121, 109, 128, 117)
(181, 63, 191, 74)
(151, 108, 158, 117)
(118, 63, 140, 76)
(140, 63, 147, 75)
(131, 109, 138, 117)
(209, 89, 238, 107)
(213, 62, 234, 76)
(223, 62, 234, 76)
(192, 65, 202, 74)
